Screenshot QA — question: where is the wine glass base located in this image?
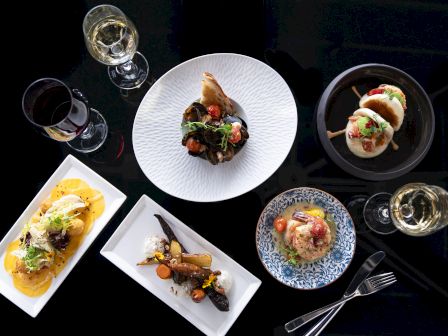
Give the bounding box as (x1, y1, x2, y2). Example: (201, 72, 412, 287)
(108, 52, 149, 90)
(67, 109, 108, 153)
(363, 192, 398, 235)
(344, 195, 371, 234)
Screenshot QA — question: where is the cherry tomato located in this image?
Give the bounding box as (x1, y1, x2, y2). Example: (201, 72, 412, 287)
(274, 217, 287, 233)
(368, 88, 385, 96)
(207, 105, 221, 119)
(348, 126, 360, 139)
(229, 123, 242, 144)
(186, 137, 202, 153)
(362, 139, 374, 152)
(364, 120, 375, 128)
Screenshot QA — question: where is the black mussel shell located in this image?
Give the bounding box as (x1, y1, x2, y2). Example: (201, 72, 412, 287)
(183, 102, 208, 122)
(203, 129, 222, 150)
(223, 145, 235, 161)
(206, 149, 220, 165)
(223, 115, 248, 129)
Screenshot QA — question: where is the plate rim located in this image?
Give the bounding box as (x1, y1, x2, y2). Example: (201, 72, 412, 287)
(316, 63, 435, 181)
(100, 194, 262, 336)
(132, 52, 298, 202)
(255, 187, 356, 290)
(0, 154, 127, 317)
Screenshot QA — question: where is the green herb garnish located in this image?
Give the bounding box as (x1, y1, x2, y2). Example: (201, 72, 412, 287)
(384, 89, 404, 106)
(357, 115, 389, 138)
(23, 246, 47, 272)
(43, 212, 76, 233)
(184, 121, 233, 151)
(280, 245, 301, 266)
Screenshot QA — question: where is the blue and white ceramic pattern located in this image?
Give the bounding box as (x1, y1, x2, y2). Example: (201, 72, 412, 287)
(256, 188, 356, 290)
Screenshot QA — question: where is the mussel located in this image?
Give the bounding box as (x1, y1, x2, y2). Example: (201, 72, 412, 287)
(181, 102, 249, 165)
(183, 102, 208, 122)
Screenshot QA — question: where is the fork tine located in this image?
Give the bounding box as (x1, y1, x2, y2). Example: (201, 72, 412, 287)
(368, 272, 394, 282)
(373, 278, 397, 291)
(370, 274, 396, 286)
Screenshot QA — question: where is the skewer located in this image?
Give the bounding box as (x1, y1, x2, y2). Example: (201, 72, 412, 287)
(351, 86, 362, 99)
(391, 139, 399, 151)
(327, 129, 346, 139)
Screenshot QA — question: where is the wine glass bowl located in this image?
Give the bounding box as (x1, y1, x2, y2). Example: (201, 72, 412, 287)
(316, 63, 435, 181)
(363, 183, 448, 236)
(22, 78, 108, 153)
(390, 183, 448, 236)
(83, 5, 149, 89)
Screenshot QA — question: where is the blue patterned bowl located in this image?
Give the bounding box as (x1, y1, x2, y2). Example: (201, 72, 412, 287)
(256, 188, 356, 290)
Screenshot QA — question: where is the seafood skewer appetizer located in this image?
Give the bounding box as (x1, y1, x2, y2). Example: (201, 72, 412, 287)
(327, 84, 406, 158)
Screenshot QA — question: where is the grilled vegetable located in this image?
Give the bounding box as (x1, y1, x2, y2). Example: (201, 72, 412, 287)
(156, 264, 172, 279)
(206, 287, 230, 311)
(170, 240, 182, 263)
(182, 253, 212, 268)
(137, 257, 158, 266)
(168, 262, 212, 279)
(191, 288, 206, 303)
(154, 214, 188, 253)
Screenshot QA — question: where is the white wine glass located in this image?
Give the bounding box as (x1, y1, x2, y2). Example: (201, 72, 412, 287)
(363, 183, 448, 236)
(83, 4, 149, 89)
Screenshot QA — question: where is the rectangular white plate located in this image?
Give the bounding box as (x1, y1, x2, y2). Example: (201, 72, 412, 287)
(101, 195, 261, 336)
(0, 154, 126, 317)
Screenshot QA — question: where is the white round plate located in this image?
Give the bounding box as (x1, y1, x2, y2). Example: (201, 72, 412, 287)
(133, 53, 297, 202)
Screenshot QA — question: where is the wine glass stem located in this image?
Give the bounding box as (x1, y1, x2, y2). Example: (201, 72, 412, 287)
(399, 203, 414, 219)
(80, 121, 95, 139)
(116, 60, 138, 76)
(379, 206, 390, 219)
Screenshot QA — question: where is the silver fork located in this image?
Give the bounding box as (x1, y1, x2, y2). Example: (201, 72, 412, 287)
(284, 272, 397, 333)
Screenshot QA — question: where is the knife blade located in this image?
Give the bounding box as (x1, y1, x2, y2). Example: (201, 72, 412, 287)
(301, 251, 386, 336)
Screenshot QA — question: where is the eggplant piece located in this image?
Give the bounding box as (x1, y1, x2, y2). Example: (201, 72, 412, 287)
(173, 272, 188, 285)
(206, 288, 230, 311)
(154, 214, 188, 253)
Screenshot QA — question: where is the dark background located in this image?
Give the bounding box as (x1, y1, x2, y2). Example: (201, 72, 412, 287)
(4, 1, 448, 335)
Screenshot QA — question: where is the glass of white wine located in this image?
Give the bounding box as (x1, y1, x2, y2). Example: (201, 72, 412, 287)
(363, 183, 448, 236)
(83, 4, 149, 89)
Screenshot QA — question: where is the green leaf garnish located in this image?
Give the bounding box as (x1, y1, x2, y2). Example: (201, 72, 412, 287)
(43, 212, 76, 233)
(185, 121, 233, 151)
(280, 245, 301, 266)
(384, 89, 404, 106)
(23, 246, 47, 272)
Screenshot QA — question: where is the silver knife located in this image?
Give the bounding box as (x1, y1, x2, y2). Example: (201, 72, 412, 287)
(287, 251, 386, 335)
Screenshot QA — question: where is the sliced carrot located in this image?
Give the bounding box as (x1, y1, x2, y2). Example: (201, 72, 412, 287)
(156, 264, 172, 279)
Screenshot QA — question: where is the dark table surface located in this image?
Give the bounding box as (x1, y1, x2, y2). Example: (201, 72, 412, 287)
(4, 1, 448, 335)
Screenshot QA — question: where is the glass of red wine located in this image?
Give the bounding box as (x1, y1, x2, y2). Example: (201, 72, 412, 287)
(22, 78, 108, 153)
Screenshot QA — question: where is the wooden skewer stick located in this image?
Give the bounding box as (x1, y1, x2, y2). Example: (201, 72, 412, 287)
(327, 129, 346, 139)
(351, 86, 362, 99)
(391, 139, 399, 151)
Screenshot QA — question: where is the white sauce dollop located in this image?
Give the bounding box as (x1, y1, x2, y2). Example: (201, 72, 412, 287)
(143, 236, 165, 258)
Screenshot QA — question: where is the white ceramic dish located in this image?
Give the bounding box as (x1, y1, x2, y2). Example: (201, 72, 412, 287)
(0, 154, 126, 317)
(133, 53, 297, 202)
(101, 194, 261, 336)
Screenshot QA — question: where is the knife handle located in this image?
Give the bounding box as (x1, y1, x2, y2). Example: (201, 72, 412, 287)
(285, 295, 353, 332)
(302, 303, 345, 336)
